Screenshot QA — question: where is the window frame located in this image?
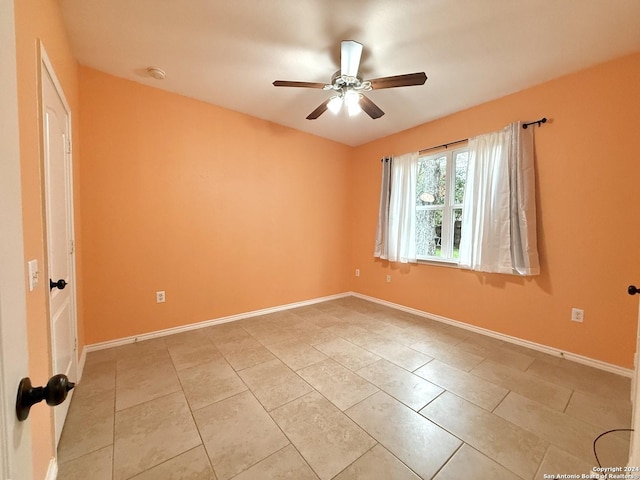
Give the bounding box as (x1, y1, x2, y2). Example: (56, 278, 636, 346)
(415, 146, 468, 263)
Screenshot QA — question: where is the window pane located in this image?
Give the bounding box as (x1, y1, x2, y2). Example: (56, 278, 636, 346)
(454, 151, 468, 204)
(416, 209, 442, 257)
(452, 208, 463, 258)
(417, 156, 446, 206)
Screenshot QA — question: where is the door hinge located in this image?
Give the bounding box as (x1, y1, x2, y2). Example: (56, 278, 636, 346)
(70, 240, 75, 254)
(66, 139, 72, 154)
(74, 338, 77, 352)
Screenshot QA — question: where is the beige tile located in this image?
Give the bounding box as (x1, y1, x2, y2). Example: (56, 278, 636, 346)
(114, 338, 169, 370)
(326, 322, 371, 341)
(230, 445, 319, 480)
(314, 300, 351, 316)
(526, 357, 631, 400)
(455, 334, 506, 358)
(409, 322, 469, 346)
(338, 310, 376, 328)
(333, 444, 420, 480)
(214, 335, 263, 355)
(471, 359, 572, 411)
(297, 358, 378, 410)
(164, 328, 211, 348)
(414, 360, 508, 411)
(565, 389, 632, 430)
(168, 340, 224, 371)
(238, 358, 313, 411)
(75, 356, 116, 398)
(346, 391, 461, 480)
(130, 446, 216, 480)
(494, 391, 629, 465)
(410, 338, 484, 372)
(243, 324, 299, 346)
(254, 311, 301, 329)
(83, 347, 119, 367)
(420, 391, 547, 479)
(57, 445, 112, 480)
(57, 389, 115, 464)
(113, 392, 201, 480)
(363, 320, 410, 342)
(194, 391, 289, 480)
(484, 345, 535, 371)
(266, 339, 327, 370)
(271, 391, 376, 480)
(291, 305, 325, 317)
(434, 444, 521, 480)
(178, 357, 247, 410)
(115, 354, 182, 411)
(535, 445, 594, 479)
(302, 312, 344, 328)
(314, 338, 381, 371)
(349, 335, 431, 371)
(205, 322, 250, 344)
(356, 359, 443, 411)
(291, 326, 338, 346)
(216, 336, 277, 370)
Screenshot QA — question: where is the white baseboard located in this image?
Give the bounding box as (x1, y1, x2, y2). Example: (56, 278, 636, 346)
(76, 345, 86, 381)
(83, 290, 631, 378)
(45, 457, 57, 480)
(85, 292, 351, 353)
(351, 292, 633, 378)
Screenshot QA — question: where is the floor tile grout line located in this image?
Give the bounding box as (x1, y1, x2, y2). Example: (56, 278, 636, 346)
(417, 391, 549, 479)
(428, 441, 465, 480)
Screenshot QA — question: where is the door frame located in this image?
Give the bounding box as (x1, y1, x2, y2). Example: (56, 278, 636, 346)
(628, 304, 640, 466)
(0, 0, 34, 477)
(39, 42, 79, 448)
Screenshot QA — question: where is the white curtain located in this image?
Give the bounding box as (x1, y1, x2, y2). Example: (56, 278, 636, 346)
(459, 122, 540, 275)
(374, 151, 419, 263)
(374, 157, 392, 259)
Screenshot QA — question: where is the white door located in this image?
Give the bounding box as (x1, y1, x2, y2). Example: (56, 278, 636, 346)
(41, 49, 78, 447)
(0, 0, 34, 478)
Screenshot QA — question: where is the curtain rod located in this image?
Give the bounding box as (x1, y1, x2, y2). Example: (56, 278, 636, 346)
(522, 117, 547, 129)
(419, 138, 467, 155)
(417, 117, 547, 155)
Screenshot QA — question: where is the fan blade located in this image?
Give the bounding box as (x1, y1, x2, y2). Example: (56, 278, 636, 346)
(369, 72, 427, 89)
(359, 95, 385, 119)
(306, 99, 330, 120)
(273, 80, 326, 89)
(341, 40, 363, 77)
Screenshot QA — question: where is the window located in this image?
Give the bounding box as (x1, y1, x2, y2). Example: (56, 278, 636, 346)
(415, 148, 468, 261)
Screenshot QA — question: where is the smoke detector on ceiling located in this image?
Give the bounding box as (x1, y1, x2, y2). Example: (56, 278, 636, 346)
(146, 66, 166, 80)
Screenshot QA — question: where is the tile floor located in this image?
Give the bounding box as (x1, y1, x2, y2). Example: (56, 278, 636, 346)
(57, 297, 633, 480)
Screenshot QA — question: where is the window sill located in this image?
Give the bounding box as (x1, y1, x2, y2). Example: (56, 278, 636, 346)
(416, 257, 460, 269)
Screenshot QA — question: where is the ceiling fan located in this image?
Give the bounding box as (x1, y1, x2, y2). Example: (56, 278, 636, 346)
(273, 40, 427, 120)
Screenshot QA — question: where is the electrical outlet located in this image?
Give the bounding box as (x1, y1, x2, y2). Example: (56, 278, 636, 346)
(571, 308, 584, 322)
(156, 291, 165, 303)
(355, 269, 360, 277)
(386, 274, 392, 283)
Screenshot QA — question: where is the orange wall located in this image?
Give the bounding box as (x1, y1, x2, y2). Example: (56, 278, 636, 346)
(14, 0, 83, 477)
(78, 67, 352, 344)
(349, 52, 640, 369)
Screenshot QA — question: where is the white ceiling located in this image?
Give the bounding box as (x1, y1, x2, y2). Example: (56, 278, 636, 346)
(60, 0, 640, 147)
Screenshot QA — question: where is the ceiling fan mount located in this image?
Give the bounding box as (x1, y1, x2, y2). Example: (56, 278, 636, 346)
(273, 40, 427, 120)
(323, 71, 372, 92)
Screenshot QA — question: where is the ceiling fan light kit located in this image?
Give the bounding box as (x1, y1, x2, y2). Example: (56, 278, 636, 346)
(273, 40, 427, 120)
